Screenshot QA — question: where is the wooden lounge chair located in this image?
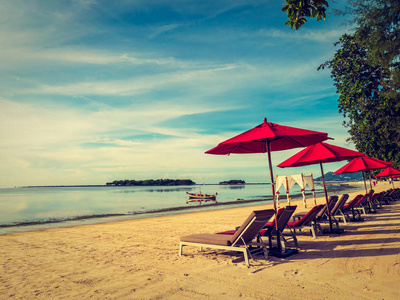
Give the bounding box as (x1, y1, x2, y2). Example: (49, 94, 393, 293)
(179, 209, 275, 267)
(354, 190, 375, 214)
(330, 194, 350, 224)
(316, 196, 339, 225)
(215, 207, 283, 236)
(291, 196, 338, 230)
(369, 192, 385, 207)
(391, 188, 400, 201)
(286, 205, 324, 239)
(373, 190, 395, 205)
(342, 194, 363, 221)
(215, 206, 297, 252)
(261, 205, 298, 250)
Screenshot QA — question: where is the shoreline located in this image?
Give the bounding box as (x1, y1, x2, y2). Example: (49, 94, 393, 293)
(0, 182, 363, 234)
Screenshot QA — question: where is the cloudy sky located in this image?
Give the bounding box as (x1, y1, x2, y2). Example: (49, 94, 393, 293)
(0, 0, 355, 188)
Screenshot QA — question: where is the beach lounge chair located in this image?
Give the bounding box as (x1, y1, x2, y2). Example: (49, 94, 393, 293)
(354, 190, 375, 214)
(342, 194, 363, 221)
(369, 192, 384, 207)
(292, 196, 338, 229)
(330, 194, 349, 224)
(285, 205, 324, 239)
(386, 189, 398, 202)
(369, 192, 383, 208)
(391, 188, 400, 201)
(261, 205, 298, 250)
(215, 207, 283, 236)
(215, 206, 297, 252)
(179, 209, 275, 267)
(373, 190, 395, 205)
(316, 196, 339, 223)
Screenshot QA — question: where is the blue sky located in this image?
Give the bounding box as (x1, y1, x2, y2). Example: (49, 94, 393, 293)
(0, 0, 356, 188)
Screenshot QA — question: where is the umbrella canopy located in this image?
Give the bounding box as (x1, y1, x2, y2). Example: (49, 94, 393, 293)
(334, 156, 394, 192)
(374, 166, 400, 177)
(335, 156, 393, 174)
(205, 118, 330, 253)
(277, 143, 364, 168)
(205, 118, 330, 155)
(278, 142, 364, 232)
(375, 166, 400, 188)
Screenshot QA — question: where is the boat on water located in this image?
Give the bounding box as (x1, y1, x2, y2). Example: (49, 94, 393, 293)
(186, 191, 217, 203)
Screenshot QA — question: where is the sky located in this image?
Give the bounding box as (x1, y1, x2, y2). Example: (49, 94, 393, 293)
(0, 0, 357, 188)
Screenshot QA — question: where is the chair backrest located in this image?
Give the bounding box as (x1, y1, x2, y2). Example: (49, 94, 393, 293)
(355, 193, 369, 206)
(261, 206, 297, 237)
(316, 196, 338, 219)
(331, 194, 349, 215)
(230, 209, 275, 246)
(267, 207, 285, 227)
(344, 194, 362, 209)
(369, 193, 379, 200)
(292, 205, 324, 227)
(285, 205, 298, 211)
(367, 189, 374, 200)
(275, 205, 297, 232)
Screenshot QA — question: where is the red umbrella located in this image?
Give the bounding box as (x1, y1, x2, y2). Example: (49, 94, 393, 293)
(334, 156, 394, 192)
(375, 166, 400, 188)
(206, 118, 330, 254)
(277, 142, 364, 233)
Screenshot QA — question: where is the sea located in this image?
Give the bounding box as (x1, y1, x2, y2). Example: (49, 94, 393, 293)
(0, 182, 362, 234)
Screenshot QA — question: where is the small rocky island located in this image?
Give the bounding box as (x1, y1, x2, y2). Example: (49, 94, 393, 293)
(106, 179, 196, 186)
(219, 180, 246, 185)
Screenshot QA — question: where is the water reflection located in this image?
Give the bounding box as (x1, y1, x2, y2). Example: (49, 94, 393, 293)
(113, 187, 193, 193)
(225, 185, 245, 189)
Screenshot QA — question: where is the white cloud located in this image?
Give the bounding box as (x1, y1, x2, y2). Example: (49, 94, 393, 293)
(257, 28, 347, 42)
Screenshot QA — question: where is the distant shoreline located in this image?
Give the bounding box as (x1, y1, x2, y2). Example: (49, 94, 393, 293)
(19, 185, 107, 188)
(17, 181, 359, 188)
(18, 183, 270, 188)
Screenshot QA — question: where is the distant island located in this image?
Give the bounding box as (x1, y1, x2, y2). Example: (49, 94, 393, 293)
(315, 172, 364, 182)
(219, 180, 246, 185)
(106, 179, 196, 186)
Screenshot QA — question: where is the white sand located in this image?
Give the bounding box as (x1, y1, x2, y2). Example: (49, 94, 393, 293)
(0, 181, 399, 299)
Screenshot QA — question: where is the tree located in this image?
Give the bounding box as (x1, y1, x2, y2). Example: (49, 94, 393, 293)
(318, 34, 400, 165)
(283, 1, 400, 165)
(282, 0, 329, 29)
(345, 0, 400, 95)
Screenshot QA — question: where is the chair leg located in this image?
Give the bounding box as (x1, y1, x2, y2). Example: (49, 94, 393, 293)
(293, 231, 298, 248)
(339, 211, 347, 224)
(179, 243, 183, 256)
(244, 249, 250, 267)
(310, 226, 317, 239)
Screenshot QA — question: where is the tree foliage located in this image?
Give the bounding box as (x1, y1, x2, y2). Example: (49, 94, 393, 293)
(346, 0, 400, 94)
(283, 1, 400, 165)
(319, 34, 400, 165)
(282, 0, 329, 29)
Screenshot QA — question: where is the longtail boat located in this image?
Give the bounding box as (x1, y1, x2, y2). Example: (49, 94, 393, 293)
(186, 191, 217, 202)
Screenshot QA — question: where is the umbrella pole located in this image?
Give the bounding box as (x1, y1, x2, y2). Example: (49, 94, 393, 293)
(369, 173, 373, 191)
(319, 161, 333, 232)
(266, 141, 282, 253)
(362, 172, 367, 193)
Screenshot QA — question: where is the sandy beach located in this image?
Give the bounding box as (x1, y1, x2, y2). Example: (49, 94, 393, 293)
(0, 181, 399, 299)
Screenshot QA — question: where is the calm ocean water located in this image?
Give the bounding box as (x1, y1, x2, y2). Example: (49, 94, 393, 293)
(0, 183, 361, 234)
